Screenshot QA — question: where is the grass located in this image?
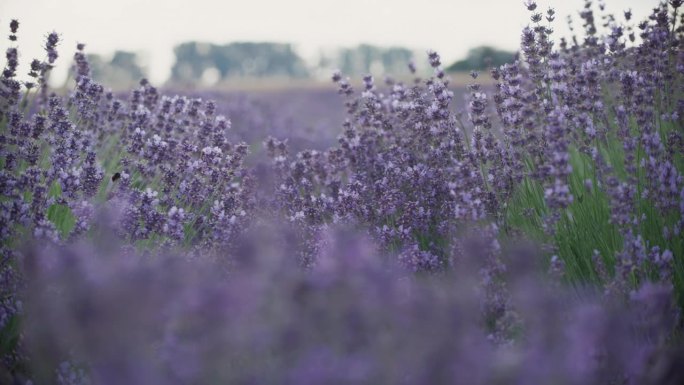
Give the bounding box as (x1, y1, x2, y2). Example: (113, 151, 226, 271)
(504, 122, 684, 307)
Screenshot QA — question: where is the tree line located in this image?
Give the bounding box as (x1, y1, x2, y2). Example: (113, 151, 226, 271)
(86, 43, 515, 87)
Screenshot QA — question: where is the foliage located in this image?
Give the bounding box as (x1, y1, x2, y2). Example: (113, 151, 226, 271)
(86, 51, 147, 89)
(171, 41, 310, 83)
(446, 45, 516, 72)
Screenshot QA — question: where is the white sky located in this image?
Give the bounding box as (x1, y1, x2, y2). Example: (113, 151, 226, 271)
(0, 0, 657, 84)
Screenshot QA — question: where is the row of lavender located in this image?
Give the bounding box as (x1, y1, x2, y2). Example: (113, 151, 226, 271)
(0, 0, 683, 384)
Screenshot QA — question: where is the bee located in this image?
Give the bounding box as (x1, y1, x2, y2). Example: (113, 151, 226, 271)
(104, 172, 123, 201)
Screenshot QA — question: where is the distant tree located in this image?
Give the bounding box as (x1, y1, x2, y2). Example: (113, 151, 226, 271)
(446, 46, 516, 72)
(171, 42, 215, 83)
(86, 51, 146, 88)
(381, 47, 415, 74)
(170, 42, 309, 84)
(86, 54, 107, 80)
(110, 51, 145, 79)
(335, 44, 414, 76)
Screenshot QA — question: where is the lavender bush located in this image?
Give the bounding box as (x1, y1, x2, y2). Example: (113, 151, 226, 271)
(0, 0, 683, 384)
(269, 0, 683, 302)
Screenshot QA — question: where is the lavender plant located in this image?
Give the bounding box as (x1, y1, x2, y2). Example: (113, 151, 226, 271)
(501, 0, 684, 304)
(267, 0, 683, 308)
(0, 0, 683, 383)
(18, 228, 681, 385)
(0, 23, 256, 380)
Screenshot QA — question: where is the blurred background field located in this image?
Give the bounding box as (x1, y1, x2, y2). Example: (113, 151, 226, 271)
(64, 42, 501, 154)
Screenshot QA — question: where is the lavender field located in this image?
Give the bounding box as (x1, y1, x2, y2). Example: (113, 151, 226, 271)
(1, 1, 684, 384)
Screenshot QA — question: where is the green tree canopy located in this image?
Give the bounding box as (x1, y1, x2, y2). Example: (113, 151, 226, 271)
(446, 46, 516, 72)
(170, 42, 310, 84)
(86, 50, 146, 88)
(333, 44, 414, 76)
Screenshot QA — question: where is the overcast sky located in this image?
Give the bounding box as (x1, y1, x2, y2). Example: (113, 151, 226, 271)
(1, 0, 657, 84)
